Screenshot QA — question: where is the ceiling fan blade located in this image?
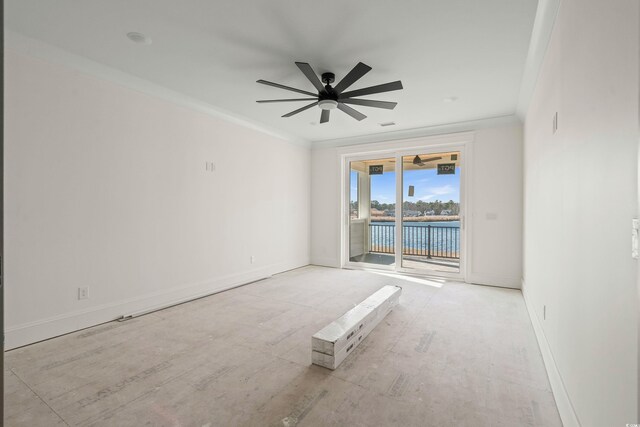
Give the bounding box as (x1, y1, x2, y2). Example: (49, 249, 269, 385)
(340, 80, 403, 98)
(257, 98, 317, 103)
(333, 62, 372, 94)
(257, 80, 317, 97)
(282, 101, 319, 118)
(295, 62, 326, 93)
(320, 109, 330, 124)
(337, 103, 366, 121)
(411, 155, 442, 165)
(340, 98, 397, 110)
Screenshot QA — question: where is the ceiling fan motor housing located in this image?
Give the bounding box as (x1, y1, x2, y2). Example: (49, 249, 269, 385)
(319, 86, 339, 101)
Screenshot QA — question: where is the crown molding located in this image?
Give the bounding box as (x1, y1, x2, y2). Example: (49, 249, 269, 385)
(515, 0, 562, 119)
(5, 30, 311, 148)
(311, 114, 521, 149)
(7, 18, 547, 151)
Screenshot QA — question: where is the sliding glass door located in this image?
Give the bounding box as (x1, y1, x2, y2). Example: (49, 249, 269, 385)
(345, 148, 464, 279)
(348, 157, 396, 268)
(400, 151, 461, 275)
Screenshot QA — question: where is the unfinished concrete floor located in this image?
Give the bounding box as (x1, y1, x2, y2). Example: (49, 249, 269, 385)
(5, 266, 561, 426)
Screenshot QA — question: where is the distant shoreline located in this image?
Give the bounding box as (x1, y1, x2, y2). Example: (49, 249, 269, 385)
(369, 216, 460, 223)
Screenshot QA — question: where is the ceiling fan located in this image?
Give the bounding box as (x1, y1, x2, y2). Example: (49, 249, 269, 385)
(404, 155, 442, 167)
(256, 62, 403, 124)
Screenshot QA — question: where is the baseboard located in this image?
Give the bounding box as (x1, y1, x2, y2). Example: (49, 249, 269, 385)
(522, 281, 581, 427)
(466, 272, 522, 289)
(310, 257, 341, 268)
(5, 259, 309, 350)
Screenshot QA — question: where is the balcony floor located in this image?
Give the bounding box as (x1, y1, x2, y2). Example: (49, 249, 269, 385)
(350, 253, 460, 274)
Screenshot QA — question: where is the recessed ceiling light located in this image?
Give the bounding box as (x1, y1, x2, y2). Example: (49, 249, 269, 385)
(126, 32, 152, 45)
(443, 96, 458, 103)
(380, 121, 396, 127)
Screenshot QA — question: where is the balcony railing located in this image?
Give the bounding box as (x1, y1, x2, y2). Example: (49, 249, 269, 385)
(369, 223, 460, 259)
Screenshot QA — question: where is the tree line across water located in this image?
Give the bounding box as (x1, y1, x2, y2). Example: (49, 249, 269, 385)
(351, 200, 460, 216)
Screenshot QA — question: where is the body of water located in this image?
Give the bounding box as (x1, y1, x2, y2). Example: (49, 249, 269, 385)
(369, 221, 460, 257)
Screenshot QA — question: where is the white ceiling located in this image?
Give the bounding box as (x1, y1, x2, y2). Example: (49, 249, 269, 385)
(5, 0, 539, 143)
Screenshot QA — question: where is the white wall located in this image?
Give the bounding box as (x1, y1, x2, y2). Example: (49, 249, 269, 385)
(310, 146, 342, 267)
(523, 0, 639, 425)
(4, 51, 311, 349)
(311, 123, 523, 288)
(468, 125, 523, 287)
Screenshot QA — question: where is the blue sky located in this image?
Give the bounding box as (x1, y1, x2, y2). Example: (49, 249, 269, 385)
(351, 167, 460, 204)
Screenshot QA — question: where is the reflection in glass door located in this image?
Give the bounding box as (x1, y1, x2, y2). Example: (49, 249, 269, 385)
(348, 157, 396, 267)
(401, 151, 461, 274)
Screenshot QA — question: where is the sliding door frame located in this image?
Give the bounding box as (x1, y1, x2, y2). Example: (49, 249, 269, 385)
(394, 145, 467, 281)
(342, 152, 397, 272)
(340, 132, 474, 282)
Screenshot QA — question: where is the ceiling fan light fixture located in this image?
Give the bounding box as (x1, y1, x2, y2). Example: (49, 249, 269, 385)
(319, 99, 338, 110)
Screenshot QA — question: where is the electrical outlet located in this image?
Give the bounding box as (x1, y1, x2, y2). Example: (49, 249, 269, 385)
(250, 256, 255, 264)
(543, 305, 546, 320)
(78, 287, 89, 300)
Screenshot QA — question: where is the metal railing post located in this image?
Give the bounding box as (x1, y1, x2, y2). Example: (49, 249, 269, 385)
(368, 224, 374, 252)
(427, 225, 432, 259)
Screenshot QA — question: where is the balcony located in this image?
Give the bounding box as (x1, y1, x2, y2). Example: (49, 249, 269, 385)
(349, 222, 460, 273)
